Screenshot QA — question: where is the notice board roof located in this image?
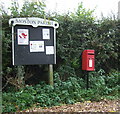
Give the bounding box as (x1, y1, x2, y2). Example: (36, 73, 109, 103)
(9, 17, 59, 28)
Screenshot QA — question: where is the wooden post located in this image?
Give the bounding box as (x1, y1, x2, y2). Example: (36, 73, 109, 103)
(49, 64, 53, 86)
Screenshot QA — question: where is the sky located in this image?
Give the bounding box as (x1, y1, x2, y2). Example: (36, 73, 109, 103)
(0, 0, 120, 19)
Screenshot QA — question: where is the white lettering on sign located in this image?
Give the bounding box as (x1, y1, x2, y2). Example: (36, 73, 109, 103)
(46, 46, 54, 55)
(17, 29, 29, 45)
(42, 29, 50, 39)
(15, 19, 53, 26)
(16, 19, 37, 24)
(9, 18, 59, 28)
(30, 41, 44, 52)
(89, 59, 92, 67)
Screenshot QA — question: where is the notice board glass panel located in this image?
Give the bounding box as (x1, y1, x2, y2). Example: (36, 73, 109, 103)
(13, 25, 55, 65)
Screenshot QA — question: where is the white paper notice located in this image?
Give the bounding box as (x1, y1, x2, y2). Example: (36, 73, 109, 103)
(46, 46, 54, 55)
(30, 41, 44, 52)
(17, 29, 29, 45)
(42, 29, 50, 39)
(89, 59, 92, 67)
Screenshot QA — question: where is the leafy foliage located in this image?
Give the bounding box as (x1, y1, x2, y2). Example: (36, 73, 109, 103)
(56, 12, 119, 77)
(1, 1, 120, 112)
(1, 1, 46, 89)
(2, 71, 120, 112)
(1, 1, 120, 87)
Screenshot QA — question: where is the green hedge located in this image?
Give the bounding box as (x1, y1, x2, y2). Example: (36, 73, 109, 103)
(1, 1, 120, 85)
(56, 15, 119, 75)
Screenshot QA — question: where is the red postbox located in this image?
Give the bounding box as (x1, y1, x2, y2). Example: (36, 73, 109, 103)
(82, 50, 95, 71)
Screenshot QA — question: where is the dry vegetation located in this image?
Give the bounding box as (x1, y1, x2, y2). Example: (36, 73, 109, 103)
(24, 100, 119, 112)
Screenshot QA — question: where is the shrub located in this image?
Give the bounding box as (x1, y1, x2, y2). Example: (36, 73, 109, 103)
(1, 1, 46, 89)
(2, 70, 119, 112)
(1, 1, 120, 90)
(1, 1, 120, 112)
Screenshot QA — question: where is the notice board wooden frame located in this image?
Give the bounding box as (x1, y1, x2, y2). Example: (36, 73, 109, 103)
(9, 17, 59, 65)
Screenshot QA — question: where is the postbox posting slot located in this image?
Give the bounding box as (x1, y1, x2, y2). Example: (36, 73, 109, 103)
(88, 53, 94, 55)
